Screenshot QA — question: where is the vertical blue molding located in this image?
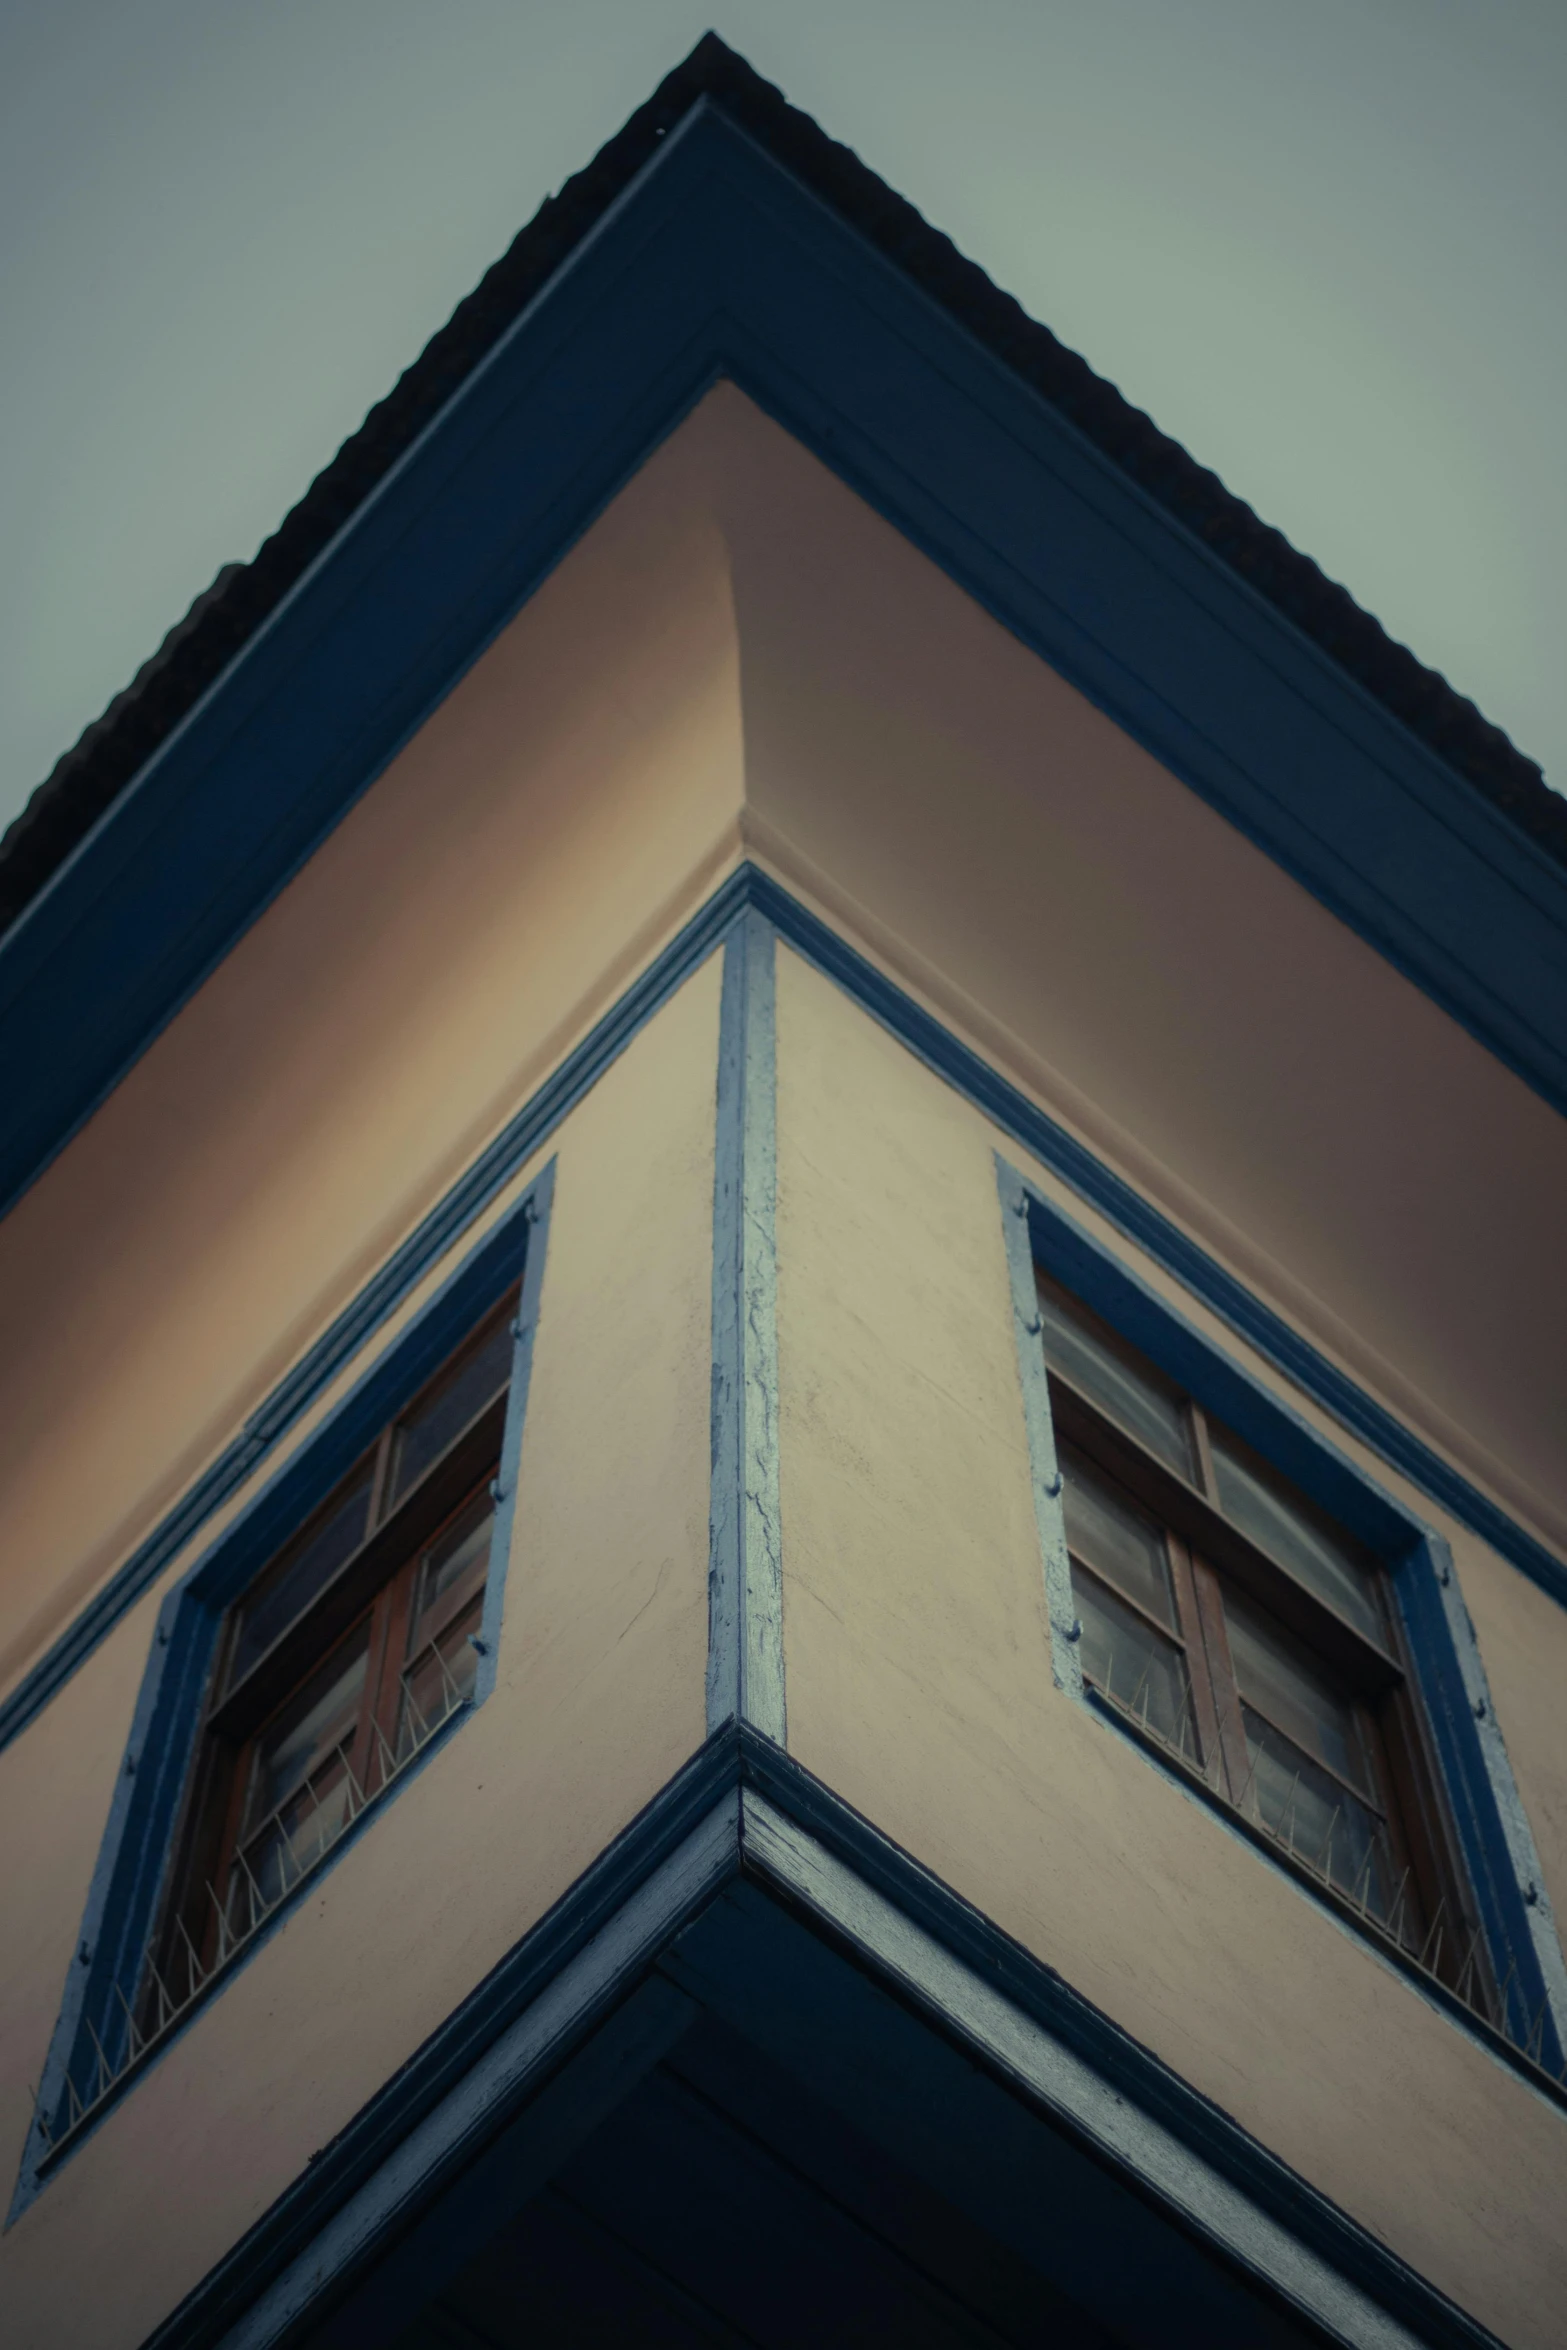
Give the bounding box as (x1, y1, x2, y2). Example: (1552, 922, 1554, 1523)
(1002, 1157, 1567, 2079)
(995, 1156, 1081, 1695)
(707, 912, 785, 1742)
(1401, 1533, 1567, 2068)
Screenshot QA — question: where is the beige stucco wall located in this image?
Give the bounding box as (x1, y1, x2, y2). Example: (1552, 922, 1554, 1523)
(4, 381, 1565, 2345)
(0, 408, 743, 1712)
(0, 962, 720, 2350)
(709, 387, 1567, 1557)
(773, 942, 1567, 2349)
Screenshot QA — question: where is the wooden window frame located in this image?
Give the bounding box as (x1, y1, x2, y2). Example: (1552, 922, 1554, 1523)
(1041, 1275, 1485, 2005)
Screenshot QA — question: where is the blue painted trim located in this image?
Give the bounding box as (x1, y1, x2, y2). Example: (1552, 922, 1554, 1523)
(0, 867, 750, 1759)
(10, 1171, 555, 2217)
(298, 1977, 702, 2350)
(748, 866, 1567, 1618)
(8, 863, 1564, 1769)
(137, 1727, 1506, 2350)
(1400, 1531, 1567, 2062)
(4, 104, 1566, 1231)
(1003, 1163, 1567, 2087)
(994, 1155, 1080, 1693)
(472, 1158, 554, 1709)
(706, 911, 785, 1740)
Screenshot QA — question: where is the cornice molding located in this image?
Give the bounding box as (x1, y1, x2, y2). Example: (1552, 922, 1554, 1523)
(139, 1726, 1508, 2350)
(1, 74, 1564, 1228)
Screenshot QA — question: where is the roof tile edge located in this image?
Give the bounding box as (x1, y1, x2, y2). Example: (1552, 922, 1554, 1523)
(2, 30, 1558, 937)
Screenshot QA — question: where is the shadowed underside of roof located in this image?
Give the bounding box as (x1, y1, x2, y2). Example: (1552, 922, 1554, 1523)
(2, 31, 1559, 939)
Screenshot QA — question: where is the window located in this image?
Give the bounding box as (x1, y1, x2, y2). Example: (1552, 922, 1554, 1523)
(17, 1176, 549, 2201)
(147, 1288, 518, 2031)
(1038, 1269, 1487, 2005)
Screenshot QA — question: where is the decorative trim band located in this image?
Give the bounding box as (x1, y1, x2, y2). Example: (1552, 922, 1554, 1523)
(5, 864, 1562, 1765)
(138, 1727, 1505, 2350)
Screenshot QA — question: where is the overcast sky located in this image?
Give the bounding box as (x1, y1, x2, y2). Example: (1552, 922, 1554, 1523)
(2, 0, 1563, 842)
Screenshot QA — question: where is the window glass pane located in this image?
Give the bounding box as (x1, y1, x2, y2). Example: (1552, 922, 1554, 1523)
(1209, 1427, 1382, 1639)
(227, 1464, 374, 1689)
(387, 1305, 514, 1511)
(1223, 1590, 1372, 1798)
(408, 1492, 495, 1660)
(1059, 1446, 1177, 1629)
(1241, 1706, 1394, 1922)
(1036, 1274, 1193, 1478)
(398, 1592, 484, 1762)
(1072, 1566, 1195, 1756)
(233, 1624, 370, 1919)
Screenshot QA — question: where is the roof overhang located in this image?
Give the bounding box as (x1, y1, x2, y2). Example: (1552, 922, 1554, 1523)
(2, 79, 1564, 1217)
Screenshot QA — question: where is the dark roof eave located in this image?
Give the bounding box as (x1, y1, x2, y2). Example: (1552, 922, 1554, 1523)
(1, 31, 1559, 936)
